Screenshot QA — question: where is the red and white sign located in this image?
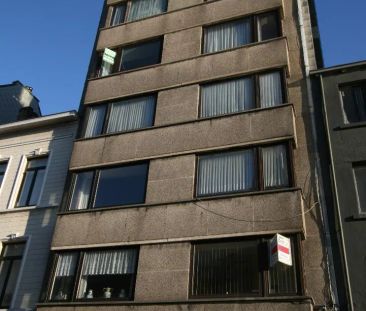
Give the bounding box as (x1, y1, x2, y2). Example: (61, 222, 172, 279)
(269, 234, 292, 267)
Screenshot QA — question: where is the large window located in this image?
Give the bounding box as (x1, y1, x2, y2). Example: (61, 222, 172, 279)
(95, 38, 163, 77)
(200, 71, 285, 118)
(67, 162, 148, 211)
(0, 162, 8, 188)
(82, 95, 156, 138)
(191, 236, 300, 298)
(48, 248, 138, 302)
(203, 11, 280, 54)
(109, 0, 168, 26)
(17, 157, 48, 207)
(340, 82, 366, 124)
(353, 163, 366, 214)
(0, 243, 25, 308)
(197, 143, 290, 197)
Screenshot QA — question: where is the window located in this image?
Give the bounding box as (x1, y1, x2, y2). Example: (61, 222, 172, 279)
(48, 248, 138, 302)
(191, 236, 300, 298)
(0, 243, 25, 308)
(353, 163, 366, 214)
(0, 162, 8, 188)
(340, 82, 366, 124)
(109, 0, 168, 26)
(67, 162, 148, 211)
(17, 157, 48, 207)
(95, 38, 163, 77)
(82, 95, 156, 138)
(203, 11, 280, 54)
(200, 71, 285, 118)
(197, 143, 290, 197)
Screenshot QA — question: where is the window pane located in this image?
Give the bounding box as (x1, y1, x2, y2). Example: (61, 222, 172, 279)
(0, 163, 7, 174)
(257, 12, 280, 41)
(28, 168, 46, 205)
(269, 238, 298, 294)
(198, 149, 256, 196)
(69, 172, 94, 211)
(192, 240, 260, 297)
(106, 95, 156, 133)
(83, 105, 107, 138)
(28, 157, 47, 168)
(77, 249, 137, 300)
(0, 261, 11, 298)
(51, 253, 78, 301)
(3, 244, 25, 258)
(17, 171, 35, 206)
(259, 71, 283, 108)
(204, 18, 252, 54)
(2, 259, 22, 307)
(341, 84, 366, 123)
(127, 0, 167, 22)
(262, 144, 289, 189)
(121, 39, 162, 71)
(201, 77, 255, 118)
(354, 165, 366, 213)
(110, 3, 126, 26)
(94, 164, 148, 208)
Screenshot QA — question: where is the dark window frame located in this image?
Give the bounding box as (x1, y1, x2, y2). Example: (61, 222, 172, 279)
(44, 247, 139, 303)
(0, 161, 8, 188)
(202, 9, 282, 55)
(189, 234, 303, 299)
(65, 162, 149, 212)
(195, 141, 293, 198)
(352, 161, 366, 215)
(339, 80, 366, 124)
(16, 156, 48, 208)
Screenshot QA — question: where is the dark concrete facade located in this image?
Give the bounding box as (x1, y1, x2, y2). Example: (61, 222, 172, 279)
(312, 62, 366, 311)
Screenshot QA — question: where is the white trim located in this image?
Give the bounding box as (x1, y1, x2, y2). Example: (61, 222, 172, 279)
(7, 156, 27, 210)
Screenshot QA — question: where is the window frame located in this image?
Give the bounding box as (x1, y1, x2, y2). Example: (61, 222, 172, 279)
(202, 9, 282, 55)
(339, 80, 366, 125)
(45, 247, 139, 303)
(16, 156, 48, 208)
(352, 161, 366, 216)
(81, 93, 157, 139)
(0, 161, 8, 189)
(195, 142, 293, 198)
(189, 234, 303, 299)
(65, 162, 150, 212)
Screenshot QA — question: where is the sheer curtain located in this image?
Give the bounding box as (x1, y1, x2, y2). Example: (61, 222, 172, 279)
(201, 77, 255, 118)
(262, 144, 289, 189)
(107, 95, 155, 133)
(198, 150, 255, 196)
(204, 18, 252, 54)
(77, 249, 137, 298)
(69, 172, 94, 211)
(259, 71, 283, 108)
(110, 4, 126, 26)
(83, 105, 106, 138)
(55, 253, 78, 277)
(127, 0, 167, 22)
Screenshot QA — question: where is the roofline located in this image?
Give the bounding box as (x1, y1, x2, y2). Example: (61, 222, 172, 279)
(0, 110, 78, 135)
(0, 80, 41, 106)
(311, 60, 366, 75)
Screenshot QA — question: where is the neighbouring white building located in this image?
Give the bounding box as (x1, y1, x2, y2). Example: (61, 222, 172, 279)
(0, 109, 78, 310)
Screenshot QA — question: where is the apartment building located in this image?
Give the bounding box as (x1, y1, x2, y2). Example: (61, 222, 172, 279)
(311, 61, 366, 311)
(38, 0, 334, 310)
(0, 111, 78, 310)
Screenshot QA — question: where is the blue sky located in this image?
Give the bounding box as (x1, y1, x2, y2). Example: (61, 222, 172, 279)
(0, 0, 365, 115)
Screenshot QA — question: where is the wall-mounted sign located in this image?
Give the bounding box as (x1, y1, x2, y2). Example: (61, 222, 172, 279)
(270, 234, 292, 267)
(102, 48, 117, 65)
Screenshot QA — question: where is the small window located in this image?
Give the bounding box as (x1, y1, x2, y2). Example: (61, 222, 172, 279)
(48, 248, 138, 302)
(110, 3, 127, 26)
(68, 162, 148, 211)
(0, 243, 25, 308)
(82, 105, 107, 138)
(340, 82, 366, 124)
(353, 163, 366, 214)
(259, 71, 284, 108)
(257, 12, 281, 42)
(191, 236, 299, 298)
(126, 0, 168, 22)
(17, 157, 48, 207)
(0, 162, 8, 188)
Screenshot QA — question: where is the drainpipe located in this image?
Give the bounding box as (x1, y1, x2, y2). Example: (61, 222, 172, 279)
(296, 0, 339, 309)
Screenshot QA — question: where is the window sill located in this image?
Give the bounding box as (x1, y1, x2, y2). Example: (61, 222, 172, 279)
(0, 205, 58, 215)
(335, 121, 366, 131)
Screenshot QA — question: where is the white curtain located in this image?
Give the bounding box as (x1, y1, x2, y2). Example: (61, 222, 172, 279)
(259, 71, 283, 108)
(83, 106, 106, 138)
(201, 77, 255, 118)
(262, 145, 289, 189)
(198, 150, 255, 196)
(110, 4, 126, 26)
(55, 253, 78, 277)
(127, 0, 167, 22)
(107, 95, 155, 133)
(69, 172, 93, 211)
(204, 18, 252, 54)
(99, 61, 113, 77)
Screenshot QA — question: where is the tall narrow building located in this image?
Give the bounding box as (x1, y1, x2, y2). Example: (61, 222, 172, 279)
(38, 1, 335, 310)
